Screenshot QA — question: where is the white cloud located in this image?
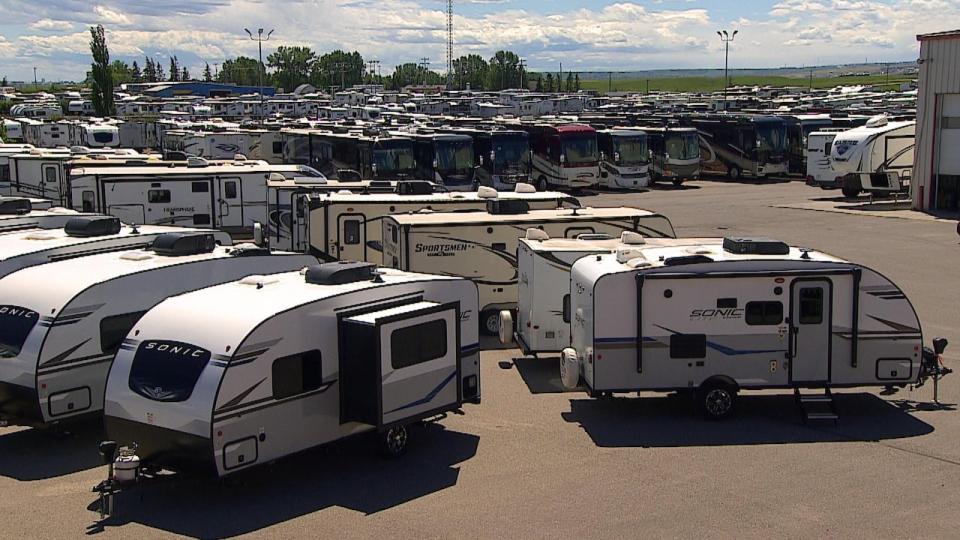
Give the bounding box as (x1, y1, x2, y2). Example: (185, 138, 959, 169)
(29, 18, 75, 31)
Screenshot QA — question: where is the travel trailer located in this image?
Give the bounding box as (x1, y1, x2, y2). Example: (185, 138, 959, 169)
(830, 116, 915, 197)
(69, 123, 121, 148)
(643, 126, 700, 185)
(0, 144, 35, 193)
(102, 262, 481, 477)
(805, 129, 848, 189)
(286, 184, 577, 261)
(0, 216, 231, 280)
(560, 236, 948, 420)
(382, 203, 676, 334)
(0, 233, 315, 427)
(8, 148, 150, 204)
(596, 129, 650, 190)
(68, 159, 322, 232)
(691, 115, 789, 179)
(521, 123, 600, 191)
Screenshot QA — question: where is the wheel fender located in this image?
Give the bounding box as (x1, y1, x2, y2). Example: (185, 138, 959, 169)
(498, 310, 514, 345)
(560, 348, 581, 390)
(701, 375, 738, 393)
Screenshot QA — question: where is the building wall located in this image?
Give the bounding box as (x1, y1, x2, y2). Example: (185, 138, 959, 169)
(912, 35, 960, 210)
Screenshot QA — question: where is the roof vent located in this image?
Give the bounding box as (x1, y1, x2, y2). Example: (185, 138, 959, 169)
(64, 216, 121, 237)
(621, 231, 645, 245)
(486, 199, 529, 215)
(664, 255, 714, 266)
(525, 228, 550, 241)
(477, 186, 498, 199)
(514, 182, 536, 193)
(228, 243, 272, 257)
(70, 146, 90, 154)
(722, 236, 789, 255)
(150, 232, 216, 256)
(616, 248, 645, 263)
(268, 172, 286, 182)
(186, 156, 209, 168)
(397, 181, 434, 195)
(233, 154, 247, 161)
(865, 114, 888, 128)
(0, 197, 32, 215)
(305, 261, 377, 285)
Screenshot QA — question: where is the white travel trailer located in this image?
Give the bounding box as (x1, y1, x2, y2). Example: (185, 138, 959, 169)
(289, 184, 578, 261)
(831, 116, 915, 197)
(3, 120, 24, 142)
(0, 233, 315, 427)
(68, 159, 322, 232)
(179, 131, 262, 160)
(805, 129, 847, 189)
(102, 262, 480, 477)
(0, 145, 34, 193)
(0, 216, 231, 280)
(561, 236, 948, 420)
(69, 123, 120, 148)
(116, 120, 156, 150)
(8, 147, 149, 204)
(382, 203, 676, 334)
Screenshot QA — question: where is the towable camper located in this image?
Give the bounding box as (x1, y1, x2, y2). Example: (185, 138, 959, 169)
(0, 234, 315, 426)
(830, 116, 915, 197)
(0, 216, 231, 280)
(561, 237, 948, 420)
(8, 148, 154, 205)
(382, 204, 676, 334)
(103, 263, 480, 477)
(805, 129, 847, 189)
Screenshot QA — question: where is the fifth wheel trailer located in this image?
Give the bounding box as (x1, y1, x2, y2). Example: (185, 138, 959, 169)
(0, 234, 315, 426)
(561, 236, 948, 419)
(103, 262, 480, 477)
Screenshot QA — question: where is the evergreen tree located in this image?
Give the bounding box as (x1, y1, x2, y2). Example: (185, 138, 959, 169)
(131, 61, 141, 83)
(575, 73, 580, 92)
(169, 56, 179, 82)
(534, 75, 543, 92)
(566, 72, 574, 92)
(203, 63, 212, 82)
(88, 24, 114, 116)
(143, 58, 155, 82)
(156, 61, 165, 81)
(181, 66, 190, 81)
(545, 73, 554, 93)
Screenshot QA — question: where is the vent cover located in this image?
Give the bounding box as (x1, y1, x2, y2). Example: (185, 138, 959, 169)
(722, 237, 789, 256)
(305, 261, 377, 285)
(64, 216, 121, 238)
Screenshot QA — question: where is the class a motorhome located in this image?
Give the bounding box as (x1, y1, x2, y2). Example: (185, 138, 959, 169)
(0, 233, 316, 427)
(804, 128, 848, 189)
(0, 216, 232, 280)
(439, 127, 532, 191)
(781, 113, 834, 175)
(402, 131, 477, 191)
(382, 203, 677, 334)
(276, 182, 578, 259)
(503, 230, 675, 355)
(596, 129, 651, 190)
(68, 159, 322, 233)
(830, 115, 915, 197)
(691, 115, 790, 180)
(519, 123, 600, 191)
(283, 129, 420, 181)
(642, 126, 700, 185)
(560, 236, 949, 419)
(103, 262, 480, 477)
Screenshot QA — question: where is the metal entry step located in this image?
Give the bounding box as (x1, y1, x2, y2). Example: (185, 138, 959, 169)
(795, 387, 838, 424)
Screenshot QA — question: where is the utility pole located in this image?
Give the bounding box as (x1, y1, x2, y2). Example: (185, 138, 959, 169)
(418, 57, 431, 86)
(646, 79, 650, 95)
(33, 67, 37, 85)
(244, 27, 273, 126)
(519, 58, 526, 90)
(608, 72, 612, 93)
(716, 29, 738, 106)
(331, 62, 348, 91)
(213, 62, 220, 79)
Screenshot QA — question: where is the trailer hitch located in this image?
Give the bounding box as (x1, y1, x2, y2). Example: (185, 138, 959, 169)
(916, 338, 950, 404)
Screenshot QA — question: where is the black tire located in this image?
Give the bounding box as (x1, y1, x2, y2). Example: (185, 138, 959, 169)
(480, 310, 500, 336)
(672, 178, 683, 187)
(536, 176, 548, 192)
(698, 382, 736, 420)
(728, 165, 742, 180)
(841, 176, 862, 198)
(380, 425, 409, 458)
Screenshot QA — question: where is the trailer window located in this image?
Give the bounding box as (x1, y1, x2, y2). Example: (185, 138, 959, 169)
(670, 334, 706, 359)
(272, 141, 283, 154)
(272, 350, 323, 400)
(148, 189, 171, 203)
(191, 182, 209, 193)
(562, 295, 571, 323)
(128, 341, 211, 402)
(44, 166, 58, 184)
(82, 191, 95, 212)
(224, 181, 238, 199)
(100, 311, 147, 355)
(343, 219, 361, 245)
(745, 301, 783, 326)
(0, 305, 39, 358)
(391, 319, 447, 369)
(799, 288, 823, 324)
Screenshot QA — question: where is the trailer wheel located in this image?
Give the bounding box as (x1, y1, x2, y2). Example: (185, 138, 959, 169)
(536, 176, 548, 192)
(841, 175, 862, 198)
(380, 425, 409, 458)
(480, 310, 500, 336)
(672, 178, 683, 187)
(728, 165, 742, 180)
(698, 382, 736, 420)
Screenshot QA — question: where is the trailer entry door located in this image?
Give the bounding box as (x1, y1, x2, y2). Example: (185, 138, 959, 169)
(217, 176, 244, 228)
(789, 279, 832, 384)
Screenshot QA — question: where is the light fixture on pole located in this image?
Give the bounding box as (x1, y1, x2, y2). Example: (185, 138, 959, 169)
(717, 29, 738, 104)
(245, 27, 273, 125)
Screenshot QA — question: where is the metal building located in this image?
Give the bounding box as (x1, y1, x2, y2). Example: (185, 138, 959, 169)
(913, 30, 960, 212)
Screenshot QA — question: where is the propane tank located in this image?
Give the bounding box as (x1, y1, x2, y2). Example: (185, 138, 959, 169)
(112, 445, 140, 485)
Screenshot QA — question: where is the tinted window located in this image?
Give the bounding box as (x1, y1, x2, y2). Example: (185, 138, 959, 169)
(0, 305, 39, 358)
(191, 181, 209, 193)
(343, 219, 361, 245)
(44, 167, 57, 183)
(799, 287, 824, 324)
(100, 311, 146, 355)
(272, 350, 323, 399)
(82, 190, 95, 212)
(670, 334, 706, 359)
(224, 181, 238, 199)
(93, 132, 114, 144)
(745, 301, 783, 326)
(272, 141, 283, 154)
(148, 189, 171, 203)
(562, 294, 571, 323)
(128, 340, 211, 402)
(391, 319, 447, 369)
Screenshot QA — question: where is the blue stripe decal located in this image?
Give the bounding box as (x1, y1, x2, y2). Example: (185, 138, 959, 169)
(385, 370, 457, 414)
(460, 343, 481, 354)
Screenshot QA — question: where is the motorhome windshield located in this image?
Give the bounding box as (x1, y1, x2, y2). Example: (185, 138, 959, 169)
(128, 341, 211, 402)
(666, 132, 699, 160)
(0, 306, 38, 358)
(757, 123, 788, 154)
(435, 139, 474, 172)
(613, 135, 648, 165)
(492, 134, 530, 167)
(373, 141, 417, 174)
(562, 134, 598, 164)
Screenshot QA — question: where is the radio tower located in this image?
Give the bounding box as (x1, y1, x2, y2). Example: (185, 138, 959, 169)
(446, 0, 454, 89)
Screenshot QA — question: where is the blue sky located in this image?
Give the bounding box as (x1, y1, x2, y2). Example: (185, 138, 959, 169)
(0, 0, 953, 82)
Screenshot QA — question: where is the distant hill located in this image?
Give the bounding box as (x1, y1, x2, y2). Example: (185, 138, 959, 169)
(572, 62, 917, 81)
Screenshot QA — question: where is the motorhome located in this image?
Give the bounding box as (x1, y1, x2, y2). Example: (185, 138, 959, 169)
(382, 203, 676, 334)
(560, 236, 948, 420)
(643, 126, 700, 185)
(521, 123, 599, 191)
(68, 159, 323, 232)
(596, 129, 650, 190)
(805, 129, 848, 189)
(441, 127, 532, 190)
(0, 233, 315, 427)
(0, 216, 231, 280)
(287, 130, 419, 181)
(503, 230, 676, 355)
(830, 116, 915, 197)
(782, 114, 834, 175)
(103, 262, 480, 476)
(405, 132, 476, 191)
(691, 115, 789, 179)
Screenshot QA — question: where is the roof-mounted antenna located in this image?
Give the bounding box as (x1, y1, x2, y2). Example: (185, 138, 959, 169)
(800, 249, 812, 260)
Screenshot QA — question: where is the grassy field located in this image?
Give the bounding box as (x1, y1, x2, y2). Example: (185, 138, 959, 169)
(578, 73, 913, 94)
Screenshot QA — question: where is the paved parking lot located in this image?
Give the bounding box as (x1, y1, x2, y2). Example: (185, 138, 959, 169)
(1, 179, 958, 539)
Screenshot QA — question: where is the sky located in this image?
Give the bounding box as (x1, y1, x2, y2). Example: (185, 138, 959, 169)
(0, 0, 956, 82)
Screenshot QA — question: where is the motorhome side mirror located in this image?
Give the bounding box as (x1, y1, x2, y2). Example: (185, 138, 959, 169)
(99, 441, 118, 465)
(933, 338, 948, 355)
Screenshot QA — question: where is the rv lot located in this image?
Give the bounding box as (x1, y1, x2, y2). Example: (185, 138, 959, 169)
(0, 178, 958, 538)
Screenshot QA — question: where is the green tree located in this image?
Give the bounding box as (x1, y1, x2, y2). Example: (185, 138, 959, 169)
(267, 45, 317, 91)
(131, 61, 141, 83)
(168, 56, 180, 82)
(110, 60, 133, 85)
(0, 76, 7, 87)
(143, 58, 156, 82)
(486, 50, 521, 91)
(311, 50, 364, 90)
(181, 66, 190, 81)
(452, 54, 488, 90)
(565, 72, 574, 92)
(155, 60, 165, 81)
(545, 73, 554, 93)
(88, 24, 114, 116)
(534, 74, 543, 92)
(575, 73, 580, 92)
(203, 62, 212, 82)
(218, 56, 265, 86)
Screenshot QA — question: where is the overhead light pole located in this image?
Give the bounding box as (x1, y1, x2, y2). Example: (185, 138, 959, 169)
(245, 27, 273, 125)
(717, 29, 738, 106)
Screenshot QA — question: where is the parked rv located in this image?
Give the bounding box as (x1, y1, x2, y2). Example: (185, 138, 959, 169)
(691, 115, 789, 179)
(782, 114, 834, 175)
(285, 130, 419, 181)
(830, 116, 915, 197)
(643, 126, 700, 185)
(0, 233, 315, 427)
(596, 129, 651, 190)
(805, 129, 848, 189)
(521, 123, 600, 191)
(103, 262, 480, 476)
(403, 132, 476, 191)
(440, 127, 532, 190)
(8, 148, 152, 204)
